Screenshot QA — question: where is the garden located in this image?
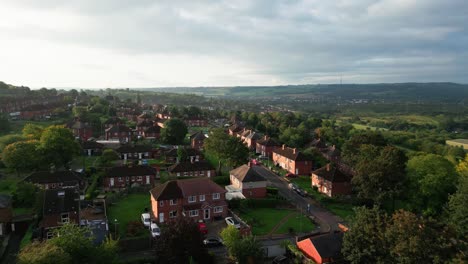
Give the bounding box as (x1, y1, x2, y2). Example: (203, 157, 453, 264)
(106, 193, 150, 238)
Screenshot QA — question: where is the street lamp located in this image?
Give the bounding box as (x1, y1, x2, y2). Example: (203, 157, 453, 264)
(114, 219, 118, 238)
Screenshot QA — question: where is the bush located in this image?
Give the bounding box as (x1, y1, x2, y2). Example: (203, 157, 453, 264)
(126, 221, 146, 237)
(228, 198, 242, 209)
(266, 187, 278, 195)
(212, 175, 230, 186)
(85, 172, 104, 199)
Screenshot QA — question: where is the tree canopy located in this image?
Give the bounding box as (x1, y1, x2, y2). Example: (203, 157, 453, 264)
(204, 128, 249, 171)
(2, 140, 41, 175)
(38, 126, 81, 168)
(161, 118, 188, 145)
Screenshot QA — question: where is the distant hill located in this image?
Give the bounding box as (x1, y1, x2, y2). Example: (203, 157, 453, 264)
(136, 83, 468, 103)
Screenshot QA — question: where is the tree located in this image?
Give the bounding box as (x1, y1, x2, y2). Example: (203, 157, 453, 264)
(2, 140, 41, 175)
(13, 182, 38, 207)
(220, 225, 263, 263)
(39, 126, 81, 168)
(97, 149, 119, 167)
(447, 176, 468, 239)
(0, 114, 10, 134)
(456, 154, 468, 177)
(161, 118, 188, 145)
(177, 147, 188, 162)
(352, 145, 407, 207)
(342, 131, 387, 164)
(154, 216, 210, 264)
(17, 242, 71, 264)
(0, 134, 25, 152)
(22, 123, 44, 140)
(407, 154, 458, 216)
(342, 206, 390, 264)
(204, 128, 249, 172)
(386, 210, 449, 263)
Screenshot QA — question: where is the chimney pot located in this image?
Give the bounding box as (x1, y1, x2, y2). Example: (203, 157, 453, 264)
(282, 144, 285, 150)
(264, 135, 267, 140)
(293, 148, 296, 154)
(326, 163, 330, 171)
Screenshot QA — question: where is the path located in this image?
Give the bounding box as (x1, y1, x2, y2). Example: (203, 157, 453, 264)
(252, 165, 342, 232)
(266, 211, 296, 236)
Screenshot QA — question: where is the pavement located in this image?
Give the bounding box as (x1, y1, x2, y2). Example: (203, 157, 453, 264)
(252, 165, 342, 232)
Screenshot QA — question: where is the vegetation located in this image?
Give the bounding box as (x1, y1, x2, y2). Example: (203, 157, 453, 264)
(220, 225, 264, 263)
(161, 118, 188, 145)
(204, 128, 249, 172)
(106, 193, 150, 238)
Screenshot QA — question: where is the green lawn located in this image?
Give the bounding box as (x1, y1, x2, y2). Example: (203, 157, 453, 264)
(69, 156, 99, 170)
(13, 207, 34, 216)
(0, 176, 21, 195)
(274, 212, 315, 234)
(20, 224, 34, 249)
(107, 193, 150, 238)
(289, 176, 313, 193)
(238, 208, 291, 236)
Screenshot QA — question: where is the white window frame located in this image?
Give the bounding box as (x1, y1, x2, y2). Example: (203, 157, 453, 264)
(159, 201, 164, 207)
(176, 173, 180, 177)
(188, 196, 196, 203)
(118, 177, 123, 182)
(212, 193, 220, 200)
(189, 210, 199, 217)
(137, 176, 142, 181)
(214, 206, 223, 213)
(169, 210, 177, 218)
(199, 195, 205, 201)
(170, 199, 177, 205)
(61, 213, 69, 224)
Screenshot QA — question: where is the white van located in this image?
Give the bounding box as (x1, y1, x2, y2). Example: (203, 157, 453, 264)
(141, 213, 151, 227)
(150, 222, 161, 237)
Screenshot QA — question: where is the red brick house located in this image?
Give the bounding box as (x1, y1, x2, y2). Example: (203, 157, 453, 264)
(105, 124, 133, 143)
(136, 120, 154, 136)
(241, 130, 261, 150)
(311, 164, 352, 197)
(168, 161, 216, 178)
(24, 171, 86, 190)
(81, 140, 104, 156)
(184, 117, 208, 127)
(229, 164, 267, 198)
(0, 195, 12, 236)
(103, 165, 156, 189)
(103, 117, 123, 129)
(137, 112, 153, 123)
(150, 178, 227, 223)
(228, 124, 244, 136)
(272, 145, 313, 175)
(165, 148, 203, 163)
(297, 232, 344, 264)
(68, 120, 93, 141)
(190, 131, 207, 150)
(40, 188, 80, 239)
(116, 145, 152, 160)
(144, 125, 162, 139)
(255, 136, 280, 157)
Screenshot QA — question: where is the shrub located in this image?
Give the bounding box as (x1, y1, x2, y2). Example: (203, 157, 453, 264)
(212, 175, 230, 186)
(266, 187, 279, 195)
(126, 221, 146, 237)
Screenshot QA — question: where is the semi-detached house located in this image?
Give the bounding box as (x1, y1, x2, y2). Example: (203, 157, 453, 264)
(150, 178, 227, 223)
(272, 145, 313, 175)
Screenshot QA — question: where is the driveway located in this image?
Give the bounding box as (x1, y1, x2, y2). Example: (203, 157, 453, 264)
(252, 165, 342, 232)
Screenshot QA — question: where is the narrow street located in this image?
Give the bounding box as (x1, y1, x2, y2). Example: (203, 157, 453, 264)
(252, 165, 342, 232)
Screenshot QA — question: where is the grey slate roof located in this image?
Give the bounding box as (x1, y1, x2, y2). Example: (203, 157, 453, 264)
(230, 164, 266, 182)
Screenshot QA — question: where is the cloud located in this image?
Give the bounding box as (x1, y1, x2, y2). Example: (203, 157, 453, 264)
(0, 0, 467, 88)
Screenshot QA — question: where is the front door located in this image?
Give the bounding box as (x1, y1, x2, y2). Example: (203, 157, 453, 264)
(204, 209, 210, 220)
(159, 213, 164, 223)
(110, 178, 114, 187)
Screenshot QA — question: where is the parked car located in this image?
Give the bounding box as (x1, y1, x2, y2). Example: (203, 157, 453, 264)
(141, 213, 151, 227)
(296, 188, 308, 197)
(251, 159, 261, 165)
(288, 183, 299, 191)
(285, 172, 298, 178)
(258, 155, 268, 160)
(225, 217, 241, 229)
(203, 237, 223, 247)
(150, 222, 161, 237)
(198, 220, 208, 235)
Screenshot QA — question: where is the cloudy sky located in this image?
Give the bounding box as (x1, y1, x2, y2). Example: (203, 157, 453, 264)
(1, 0, 467, 88)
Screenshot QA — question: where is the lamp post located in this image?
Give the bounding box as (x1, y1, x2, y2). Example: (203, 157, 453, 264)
(114, 219, 118, 238)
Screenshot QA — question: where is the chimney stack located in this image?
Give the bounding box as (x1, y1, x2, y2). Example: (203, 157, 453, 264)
(326, 163, 331, 171)
(293, 148, 296, 154)
(282, 144, 285, 150)
(264, 135, 267, 140)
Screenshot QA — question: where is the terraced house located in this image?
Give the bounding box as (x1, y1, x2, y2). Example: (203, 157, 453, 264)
(272, 145, 313, 175)
(150, 178, 227, 223)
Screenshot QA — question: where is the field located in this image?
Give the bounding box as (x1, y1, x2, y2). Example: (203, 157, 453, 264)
(446, 139, 468, 150)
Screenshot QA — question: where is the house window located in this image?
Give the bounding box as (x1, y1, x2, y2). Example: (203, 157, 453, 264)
(137, 176, 142, 181)
(189, 210, 199, 217)
(118, 177, 123, 182)
(169, 210, 177, 218)
(199, 195, 205, 201)
(159, 201, 164, 207)
(47, 232, 54, 239)
(170, 199, 177, 205)
(214, 206, 223, 213)
(61, 213, 69, 224)
(188, 196, 196, 203)
(183, 172, 188, 176)
(176, 173, 180, 177)
(200, 171, 204, 176)
(189, 171, 193, 176)
(212, 193, 220, 200)
(131, 176, 135, 181)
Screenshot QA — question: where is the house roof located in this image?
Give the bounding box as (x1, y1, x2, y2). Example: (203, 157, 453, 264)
(168, 161, 214, 173)
(230, 165, 266, 182)
(105, 165, 156, 178)
(43, 188, 80, 215)
(273, 146, 309, 161)
(150, 178, 226, 201)
(256, 136, 280, 147)
(312, 164, 350, 183)
(190, 131, 207, 141)
(297, 233, 343, 261)
(245, 131, 261, 140)
(116, 144, 152, 153)
(24, 171, 84, 185)
(229, 124, 244, 133)
(138, 113, 153, 119)
(309, 138, 327, 149)
(81, 141, 104, 149)
(105, 124, 132, 133)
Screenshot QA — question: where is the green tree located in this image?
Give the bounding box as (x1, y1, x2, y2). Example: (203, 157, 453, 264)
(97, 149, 119, 167)
(13, 182, 38, 207)
(2, 140, 40, 175)
(154, 216, 210, 264)
(204, 128, 249, 172)
(39, 126, 81, 168)
(407, 154, 458, 215)
(342, 206, 390, 264)
(177, 147, 188, 162)
(220, 226, 263, 263)
(352, 145, 407, 207)
(22, 123, 44, 140)
(220, 225, 241, 257)
(0, 114, 10, 134)
(161, 118, 188, 145)
(17, 242, 71, 264)
(447, 176, 468, 239)
(342, 131, 387, 165)
(0, 134, 25, 152)
(456, 154, 468, 177)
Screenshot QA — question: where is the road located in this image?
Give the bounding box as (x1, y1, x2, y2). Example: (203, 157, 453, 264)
(252, 165, 342, 232)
